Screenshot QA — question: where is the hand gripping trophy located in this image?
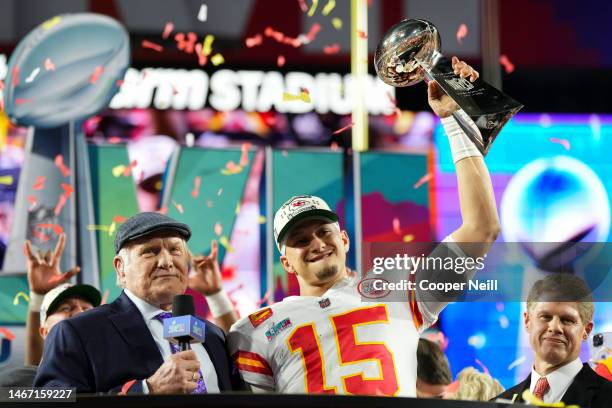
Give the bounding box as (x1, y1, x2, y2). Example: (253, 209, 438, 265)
(375, 19, 523, 155)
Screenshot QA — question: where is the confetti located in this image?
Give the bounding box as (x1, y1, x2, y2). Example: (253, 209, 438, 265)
(194, 43, 208, 66)
(123, 160, 138, 177)
(330, 141, 339, 151)
(172, 200, 184, 214)
(298, 0, 308, 12)
(13, 291, 29, 306)
(191, 176, 201, 198)
(264, 26, 285, 42)
(240, 143, 251, 167)
(214, 222, 222, 236)
(42, 16, 61, 30)
(184, 32, 198, 54)
(323, 43, 340, 55)
(112, 165, 126, 177)
(25, 67, 40, 84)
(507, 355, 526, 370)
(202, 34, 215, 56)
(468, 333, 486, 349)
(550, 137, 570, 151)
(90, 66, 104, 84)
(456, 23, 468, 43)
(206, 200, 213, 208)
(413, 173, 433, 189)
(0, 175, 13, 185)
(197, 4, 208, 22)
(258, 215, 266, 224)
(322, 0, 335, 15)
(108, 221, 116, 236)
(221, 161, 243, 175)
(332, 122, 354, 135)
(235, 203, 241, 214)
(217, 188, 223, 196)
(392, 217, 401, 235)
(11, 66, 20, 87)
(256, 288, 272, 306)
(307, 0, 318, 16)
(331, 17, 342, 30)
(245, 34, 263, 48)
(277, 55, 286, 67)
(31, 228, 50, 243)
(36, 223, 64, 235)
(403, 234, 414, 242)
(32, 176, 46, 191)
(303, 23, 321, 43)
(15, 98, 31, 105)
(498, 314, 509, 329)
(499, 54, 515, 74)
(0, 327, 16, 341)
(27, 195, 37, 210)
(219, 236, 234, 253)
(54, 194, 67, 216)
(100, 289, 110, 305)
(162, 22, 174, 39)
(44, 58, 56, 71)
(53, 154, 70, 177)
(211, 53, 225, 66)
(142, 40, 164, 52)
(474, 358, 490, 375)
(61, 183, 74, 198)
(158, 207, 169, 215)
(108, 136, 122, 144)
(283, 91, 311, 103)
(357, 30, 367, 39)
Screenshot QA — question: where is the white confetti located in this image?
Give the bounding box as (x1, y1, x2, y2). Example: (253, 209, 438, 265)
(25, 67, 41, 83)
(197, 4, 207, 22)
(507, 355, 526, 370)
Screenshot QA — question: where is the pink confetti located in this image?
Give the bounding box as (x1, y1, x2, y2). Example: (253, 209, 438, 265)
(330, 141, 339, 151)
(162, 22, 174, 39)
(60, 183, 74, 198)
(0, 327, 16, 341)
(100, 289, 110, 305)
(15, 98, 31, 105)
(194, 43, 208, 66)
(392, 217, 401, 235)
(357, 30, 367, 39)
(54, 194, 67, 216)
(474, 359, 490, 376)
(413, 173, 433, 189)
(108, 137, 122, 144)
(44, 58, 56, 71)
(27, 195, 37, 210)
(214, 222, 222, 236)
(240, 143, 251, 167)
(264, 27, 285, 42)
(122, 160, 138, 177)
(298, 0, 308, 12)
(456, 23, 468, 43)
(11, 66, 20, 87)
(323, 43, 340, 55)
(113, 215, 127, 223)
(277, 55, 286, 67)
(550, 137, 570, 150)
(142, 40, 164, 52)
(256, 289, 272, 306)
(225, 161, 241, 172)
(32, 176, 46, 191)
(499, 54, 515, 74)
(304, 23, 321, 42)
(0, 80, 3, 91)
(245, 34, 263, 48)
(89, 66, 104, 84)
(31, 228, 50, 243)
(191, 176, 201, 198)
(172, 200, 184, 214)
(332, 122, 355, 135)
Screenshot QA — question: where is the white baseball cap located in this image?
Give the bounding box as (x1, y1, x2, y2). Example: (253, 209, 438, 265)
(40, 283, 101, 323)
(273, 195, 339, 253)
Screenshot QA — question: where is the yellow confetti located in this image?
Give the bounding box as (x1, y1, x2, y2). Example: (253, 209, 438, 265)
(221, 166, 243, 176)
(86, 224, 110, 232)
(322, 0, 335, 16)
(283, 91, 311, 103)
(108, 221, 116, 236)
(202, 34, 215, 57)
(331, 17, 343, 30)
(42, 16, 61, 30)
(112, 165, 126, 177)
(235, 203, 241, 214)
(258, 215, 266, 224)
(0, 175, 14, 185)
(211, 53, 225, 66)
(13, 291, 29, 306)
(521, 389, 578, 408)
(219, 236, 234, 253)
(307, 0, 318, 16)
(403, 234, 414, 242)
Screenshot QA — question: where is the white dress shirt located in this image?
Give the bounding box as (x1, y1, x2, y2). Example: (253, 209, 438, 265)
(124, 289, 220, 393)
(529, 357, 583, 403)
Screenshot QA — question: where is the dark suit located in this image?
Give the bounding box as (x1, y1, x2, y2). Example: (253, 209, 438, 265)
(34, 291, 242, 393)
(495, 363, 612, 408)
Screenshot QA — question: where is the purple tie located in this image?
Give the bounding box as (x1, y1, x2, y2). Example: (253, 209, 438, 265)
(155, 312, 207, 394)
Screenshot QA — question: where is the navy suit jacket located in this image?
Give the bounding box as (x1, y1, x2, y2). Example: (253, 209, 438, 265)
(34, 291, 243, 393)
(495, 363, 612, 408)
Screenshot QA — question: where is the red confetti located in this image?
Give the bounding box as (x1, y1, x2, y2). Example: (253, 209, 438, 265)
(191, 176, 201, 198)
(108, 137, 122, 144)
(499, 54, 515, 74)
(115, 79, 124, 87)
(323, 43, 340, 55)
(112, 215, 127, 223)
(304, 23, 321, 42)
(172, 200, 184, 214)
(36, 223, 64, 235)
(32, 176, 46, 191)
(123, 160, 138, 177)
(298, 0, 308, 12)
(90, 66, 104, 84)
(245, 34, 263, 48)
(264, 27, 285, 42)
(185, 32, 197, 54)
(0, 327, 16, 341)
(15, 98, 31, 105)
(194, 43, 208, 66)
(330, 141, 339, 151)
(225, 161, 241, 172)
(240, 143, 251, 167)
(456, 23, 468, 43)
(357, 30, 367, 39)
(413, 173, 433, 189)
(61, 183, 74, 198)
(332, 122, 355, 135)
(214, 222, 222, 236)
(392, 218, 401, 235)
(31, 228, 50, 243)
(162, 22, 174, 39)
(550, 137, 571, 151)
(54, 194, 67, 216)
(277, 55, 286, 67)
(44, 58, 56, 71)
(54, 154, 71, 177)
(27, 195, 37, 210)
(11, 66, 20, 87)
(157, 207, 168, 215)
(142, 40, 164, 52)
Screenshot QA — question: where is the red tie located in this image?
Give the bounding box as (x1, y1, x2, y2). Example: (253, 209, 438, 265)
(533, 376, 550, 401)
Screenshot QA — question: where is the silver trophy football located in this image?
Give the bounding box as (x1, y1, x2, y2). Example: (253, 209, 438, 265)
(374, 19, 523, 155)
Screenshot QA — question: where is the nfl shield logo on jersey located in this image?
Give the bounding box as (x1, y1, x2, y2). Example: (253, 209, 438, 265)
(318, 298, 331, 308)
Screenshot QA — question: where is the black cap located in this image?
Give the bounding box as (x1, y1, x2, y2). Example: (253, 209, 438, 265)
(114, 212, 191, 253)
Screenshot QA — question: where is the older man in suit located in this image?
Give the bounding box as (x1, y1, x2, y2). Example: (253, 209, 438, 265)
(495, 274, 612, 407)
(34, 212, 242, 394)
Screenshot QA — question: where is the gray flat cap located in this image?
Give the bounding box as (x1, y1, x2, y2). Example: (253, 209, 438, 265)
(114, 212, 191, 253)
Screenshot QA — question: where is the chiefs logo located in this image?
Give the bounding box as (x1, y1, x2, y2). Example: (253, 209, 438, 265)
(290, 200, 307, 209)
(248, 308, 273, 328)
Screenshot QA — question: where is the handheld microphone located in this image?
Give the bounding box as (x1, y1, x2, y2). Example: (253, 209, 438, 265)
(162, 294, 206, 352)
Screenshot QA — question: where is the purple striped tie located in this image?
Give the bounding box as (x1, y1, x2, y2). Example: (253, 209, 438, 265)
(155, 312, 207, 394)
